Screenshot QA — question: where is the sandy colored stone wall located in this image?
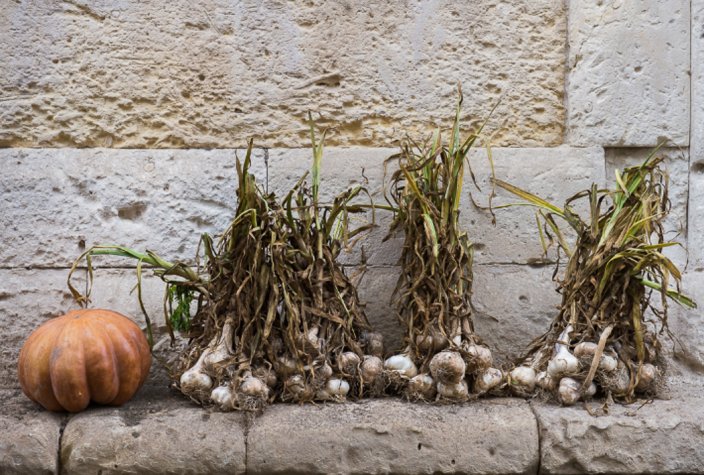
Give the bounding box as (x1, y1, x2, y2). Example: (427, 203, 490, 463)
(0, 0, 566, 148)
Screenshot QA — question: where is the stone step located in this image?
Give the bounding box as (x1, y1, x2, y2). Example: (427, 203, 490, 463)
(3, 382, 704, 475)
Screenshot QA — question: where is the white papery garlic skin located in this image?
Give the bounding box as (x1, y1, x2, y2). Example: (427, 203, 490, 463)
(558, 377, 581, 406)
(407, 374, 436, 400)
(463, 344, 493, 372)
(239, 375, 269, 399)
(180, 349, 213, 393)
(317, 378, 350, 400)
(536, 371, 556, 391)
(473, 367, 504, 393)
(547, 325, 580, 378)
(509, 366, 536, 393)
(437, 380, 469, 400)
(384, 354, 418, 378)
(210, 385, 234, 408)
(599, 355, 618, 372)
(361, 355, 383, 384)
(429, 351, 466, 385)
(636, 363, 657, 391)
(337, 351, 361, 376)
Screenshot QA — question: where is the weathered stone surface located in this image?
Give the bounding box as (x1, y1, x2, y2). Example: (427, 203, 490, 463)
(465, 146, 605, 264)
(668, 271, 704, 373)
(0, 269, 80, 389)
(473, 264, 559, 364)
(247, 398, 538, 475)
(0, 389, 63, 475)
(0, 1, 566, 148)
(0, 148, 264, 268)
(534, 397, 704, 474)
(567, 0, 690, 146)
(605, 148, 689, 269)
(692, 1, 704, 270)
(356, 266, 404, 352)
(61, 399, 247, 474)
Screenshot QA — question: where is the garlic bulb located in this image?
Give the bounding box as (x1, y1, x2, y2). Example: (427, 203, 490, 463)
(573, 342, 598, 358)
(462, 344, 493, 372)
(407, 374, 436, 400)
(285, 374, 314, 401)
(361, 331, 384, 358)
(360, 355, 383, 384)
(600, 365, 630, 394)
(317, 378, 350, 400)
(315, 362, 334, 381)
(253, 366, 278, 388)
(437, 380, 469, 401)
(429, 351, 466, 385)
(337, 351, 361, 376)
(636, 363, 657, 392)
(202, 321, 235, 368)
(536, 371, 556, 391)
(275, 355, 299, 378)
(384, 354, 418, 378)
(599, 355, 618, 372)
(547, 325, 580, 378)
(584, 381, 597, 398)
(510, 366, 537, 393)
(210, 385, 234, 409)
(473, 367, 503, 393)
(573, 341, 617, 372)
(239, 375, 269, 399)
(558, 377, 581, 406)
(180, 348, 214, 394)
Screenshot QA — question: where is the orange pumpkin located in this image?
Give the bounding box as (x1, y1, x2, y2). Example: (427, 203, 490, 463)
(18, 309, 151, 412)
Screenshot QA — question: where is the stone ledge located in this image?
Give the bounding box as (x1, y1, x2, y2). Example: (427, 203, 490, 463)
(534, 397, 704, 474)
(5, 382, 704, 474)
(247, 398, 538, 475)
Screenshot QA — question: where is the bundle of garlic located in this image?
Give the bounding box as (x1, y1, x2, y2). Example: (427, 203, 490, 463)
(382, 89, 503, 402)
(495, 149, 696, 405)
(68, 134, 384, 411)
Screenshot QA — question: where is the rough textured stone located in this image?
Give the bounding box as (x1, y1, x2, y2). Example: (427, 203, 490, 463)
(692, 1, 704, 271)
(0, 269, 80, 389)
(61, 399, 246, 474)
(465, 146, 605, 264)
(0, 148, 265, 268)
(0, 1, 566, 148)
(356, 266, 404, 352)
(247, 398, 538, 475)
(473, 264, 559, 365)
(567, 0, 690, 146)
(0, 389, 63, 475)
(534, 397, 704, 474)
(669, 271, 704, 373)
(605, 148, 689, 269)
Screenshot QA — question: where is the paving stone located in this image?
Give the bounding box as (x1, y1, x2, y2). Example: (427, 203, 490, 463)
(247, 398, 539, 475)
(534, 396, 704, 474)
(0, 1, 566, 148)
(566, 0, 690, 146)
(0, 389, 63, 475)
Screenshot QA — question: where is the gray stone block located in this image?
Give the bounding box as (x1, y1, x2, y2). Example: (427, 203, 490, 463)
(567, 0, 690, 146)
(0, 148, 265, 268)
(247, 398, 539, 475)
(0, 389, 63, 475)
(61, 401, 247, 474)
(465, 146, 605, 265)
(534, 397, 704, 474)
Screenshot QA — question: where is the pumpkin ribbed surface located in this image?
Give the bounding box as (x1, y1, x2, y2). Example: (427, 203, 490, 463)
(18, 309, 151, 412)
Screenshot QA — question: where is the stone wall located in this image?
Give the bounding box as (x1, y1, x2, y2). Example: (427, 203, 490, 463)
(1, 0, 703, 396)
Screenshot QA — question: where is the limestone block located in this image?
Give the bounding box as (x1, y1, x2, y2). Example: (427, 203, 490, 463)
(534, 397, 704, 474)
(605, 148, 690, 269)
(0, 1, 566, 148)
(356, 266, 404, 353)
(465, 146, 605, 264)
(61, 405, 246, 474)
(693, 0, 704, 166)
(668, 271, 704, 373)
(690, 156, 704, 272)
(247, 398, 538, 475)
(0, 269, 79, 389)
(0, 389, 63, 475)
(0, 148, 265, 268)
(473, 264, 560, 365)
(567, 0, 690, 146)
